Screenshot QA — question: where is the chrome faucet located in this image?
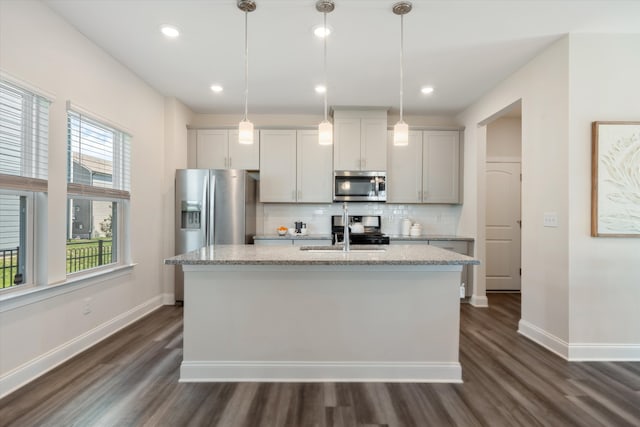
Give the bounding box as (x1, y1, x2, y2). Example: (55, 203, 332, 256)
(342, 202, 350, 252)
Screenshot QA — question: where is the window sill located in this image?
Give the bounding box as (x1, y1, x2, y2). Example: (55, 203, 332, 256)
(0, 263, 136, 313)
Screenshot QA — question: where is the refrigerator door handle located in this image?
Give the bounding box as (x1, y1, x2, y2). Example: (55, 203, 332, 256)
(208, 173, 216, 246)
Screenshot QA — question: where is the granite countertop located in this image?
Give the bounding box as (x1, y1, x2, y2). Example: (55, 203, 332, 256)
(387, 235, 474, 242)
(253, 234, 332, 240)
(165, 244, 479, 266)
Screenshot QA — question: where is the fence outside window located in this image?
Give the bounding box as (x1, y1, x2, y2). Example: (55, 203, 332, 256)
(1, 239, 113, 288)
(1, 247, 20, 288)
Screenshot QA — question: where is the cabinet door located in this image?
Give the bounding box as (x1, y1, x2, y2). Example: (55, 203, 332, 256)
(361, 118, 387, 170)
(423, 131, 460, 203)
(196, 129, 228, 169)
(228, 129, 260, 170)
(387, 130, 422, 203)
(333, 118, 362, 170)
(297, 130, 333, 203)
(259, 130, 297, 202)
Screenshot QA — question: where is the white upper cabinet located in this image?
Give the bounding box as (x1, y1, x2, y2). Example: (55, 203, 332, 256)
(333, 109, 387, 171)
(194, 129, 259, 169)
(387, 130, 423, 203)
(297, 130, 333, 203)
(260, 130, 297, 202)
(423, 130, 460, 203)
(260, 130, 332, 203)
(387, 129, 462, 204)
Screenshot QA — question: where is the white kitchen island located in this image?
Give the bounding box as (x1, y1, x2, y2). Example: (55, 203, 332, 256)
(165, 244, 478, 383)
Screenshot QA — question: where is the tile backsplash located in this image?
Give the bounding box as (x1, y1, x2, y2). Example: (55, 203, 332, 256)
(258, 203, 462, 236)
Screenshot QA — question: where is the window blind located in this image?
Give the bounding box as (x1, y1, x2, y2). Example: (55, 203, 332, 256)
(0, 80, 50, 192)
(67, 110, 131, 199)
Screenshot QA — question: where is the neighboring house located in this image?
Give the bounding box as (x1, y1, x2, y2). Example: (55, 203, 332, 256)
(0, 195, 20, 249)
(69, 152, 112, 239)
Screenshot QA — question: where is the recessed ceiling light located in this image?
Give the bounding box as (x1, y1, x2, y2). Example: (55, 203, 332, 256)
(160, 25, 180, 38)
(210, 85, 223, 93)
(315, 85, 326, 94)
(421, 86, 434, 95)
(313, 25, 332, 38)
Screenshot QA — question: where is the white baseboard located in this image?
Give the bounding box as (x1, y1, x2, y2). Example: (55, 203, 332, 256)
(470, 294, 488, 307)
(568, 344, 640, 361)
(518, 319, 569, 359)
(179, 361, 462, 383)
(162, 292, 176, 305)
(0, 295, 164, 399)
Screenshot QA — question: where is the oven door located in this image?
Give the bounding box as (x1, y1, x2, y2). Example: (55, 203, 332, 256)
(333, 171, 386, 202)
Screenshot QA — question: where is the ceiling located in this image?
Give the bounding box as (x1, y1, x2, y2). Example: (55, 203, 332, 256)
(44, 0, 640, 117)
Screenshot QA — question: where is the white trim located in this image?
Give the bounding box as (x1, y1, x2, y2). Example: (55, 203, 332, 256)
(162, 293, 176, 305)
(470, 294, 488, 307)
(0, 69, 56, 101)
(0, 264, 136, 313)
(180, 361, 462, 383)
(518, 319, 569, 359)
(486, 157, 522, 163)
(0, 294, 163, 399)
(568, 344, 640, 361)
(66, 100, 132, 136)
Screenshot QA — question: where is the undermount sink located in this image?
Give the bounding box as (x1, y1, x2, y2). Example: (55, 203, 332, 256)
(299, 245, 387, 253)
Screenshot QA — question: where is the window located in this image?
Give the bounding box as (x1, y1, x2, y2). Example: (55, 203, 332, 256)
(66, 108, 130, 275)
(0, 79, 49, 290)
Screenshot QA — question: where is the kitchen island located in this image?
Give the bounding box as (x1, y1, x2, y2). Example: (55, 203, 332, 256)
(165, 244, 478, 383)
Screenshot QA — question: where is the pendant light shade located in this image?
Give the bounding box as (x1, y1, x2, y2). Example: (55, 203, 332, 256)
(393, 120, 409, 145)
(393, 1, 411, 146)
(318, 120, 333, 145)
(238, 119, 254, 144)
(316, 0, 335, 145)
(238, 0, 256, 145)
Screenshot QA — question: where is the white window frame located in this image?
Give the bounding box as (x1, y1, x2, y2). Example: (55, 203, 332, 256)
(65, 103, 131, 277)
(0, 75, 50, 293)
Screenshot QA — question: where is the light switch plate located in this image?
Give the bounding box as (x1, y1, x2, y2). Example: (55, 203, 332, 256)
(543, 212, 558, 227)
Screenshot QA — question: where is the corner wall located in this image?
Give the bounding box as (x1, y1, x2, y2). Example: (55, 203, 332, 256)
(0, 0, 182, 396)
(457, 37, 571, 352)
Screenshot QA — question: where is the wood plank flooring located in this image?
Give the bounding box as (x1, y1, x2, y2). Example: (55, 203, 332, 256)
(1, 294, 639, 426)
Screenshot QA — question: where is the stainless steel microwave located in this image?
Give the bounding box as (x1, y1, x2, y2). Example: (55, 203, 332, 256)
(333, 171, 387, 202)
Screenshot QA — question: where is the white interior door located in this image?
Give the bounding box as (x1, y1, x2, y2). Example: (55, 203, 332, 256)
(486, 162, 521, 290)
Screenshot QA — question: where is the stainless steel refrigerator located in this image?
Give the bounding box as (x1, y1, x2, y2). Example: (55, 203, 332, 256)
(174, 169, 256, 302)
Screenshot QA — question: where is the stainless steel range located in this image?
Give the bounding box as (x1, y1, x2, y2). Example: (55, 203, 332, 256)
(331, 215, 390, 245)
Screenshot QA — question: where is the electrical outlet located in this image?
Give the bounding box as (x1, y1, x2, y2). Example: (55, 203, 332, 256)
(543, 212, 558, 227)
(459, 283, 466, 299)
(83, 297, 92, 315)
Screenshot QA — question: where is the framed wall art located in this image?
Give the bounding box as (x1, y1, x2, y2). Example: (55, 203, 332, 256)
(591, 121, 640, 237)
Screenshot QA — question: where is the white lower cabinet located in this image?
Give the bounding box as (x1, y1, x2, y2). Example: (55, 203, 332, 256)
(428, 240, 473, 297)
(259, 130, 332, 203)
(389, 239, 473, 297)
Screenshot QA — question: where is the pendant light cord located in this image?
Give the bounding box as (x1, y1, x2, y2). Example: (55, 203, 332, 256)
(399, 13, 404, 123)
(244, 10, 249, 121)
(323, 11, 328, 122)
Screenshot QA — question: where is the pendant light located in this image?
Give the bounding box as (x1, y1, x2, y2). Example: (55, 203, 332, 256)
(238, 0, 256, 144)
(393, 1, 412, 146)
(316, 0, 335, 145)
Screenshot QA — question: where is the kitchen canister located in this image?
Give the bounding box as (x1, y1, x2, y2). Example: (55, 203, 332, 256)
(410, 223, 422, 236)
(401, 218, 412, 236)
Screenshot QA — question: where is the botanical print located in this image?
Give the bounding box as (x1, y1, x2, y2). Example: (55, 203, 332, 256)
(596, 123, 640, 235)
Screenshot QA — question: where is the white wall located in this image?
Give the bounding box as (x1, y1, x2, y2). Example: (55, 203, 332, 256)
(458, 33, 640, 360)
(567, 34, 640, 356)
(487, 117, 522, 160)
(0, 1, 191, 396)
(457, 37, 571, 346)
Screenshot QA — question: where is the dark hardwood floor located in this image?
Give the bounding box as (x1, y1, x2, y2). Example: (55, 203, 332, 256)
(1, 294, 639, 426)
